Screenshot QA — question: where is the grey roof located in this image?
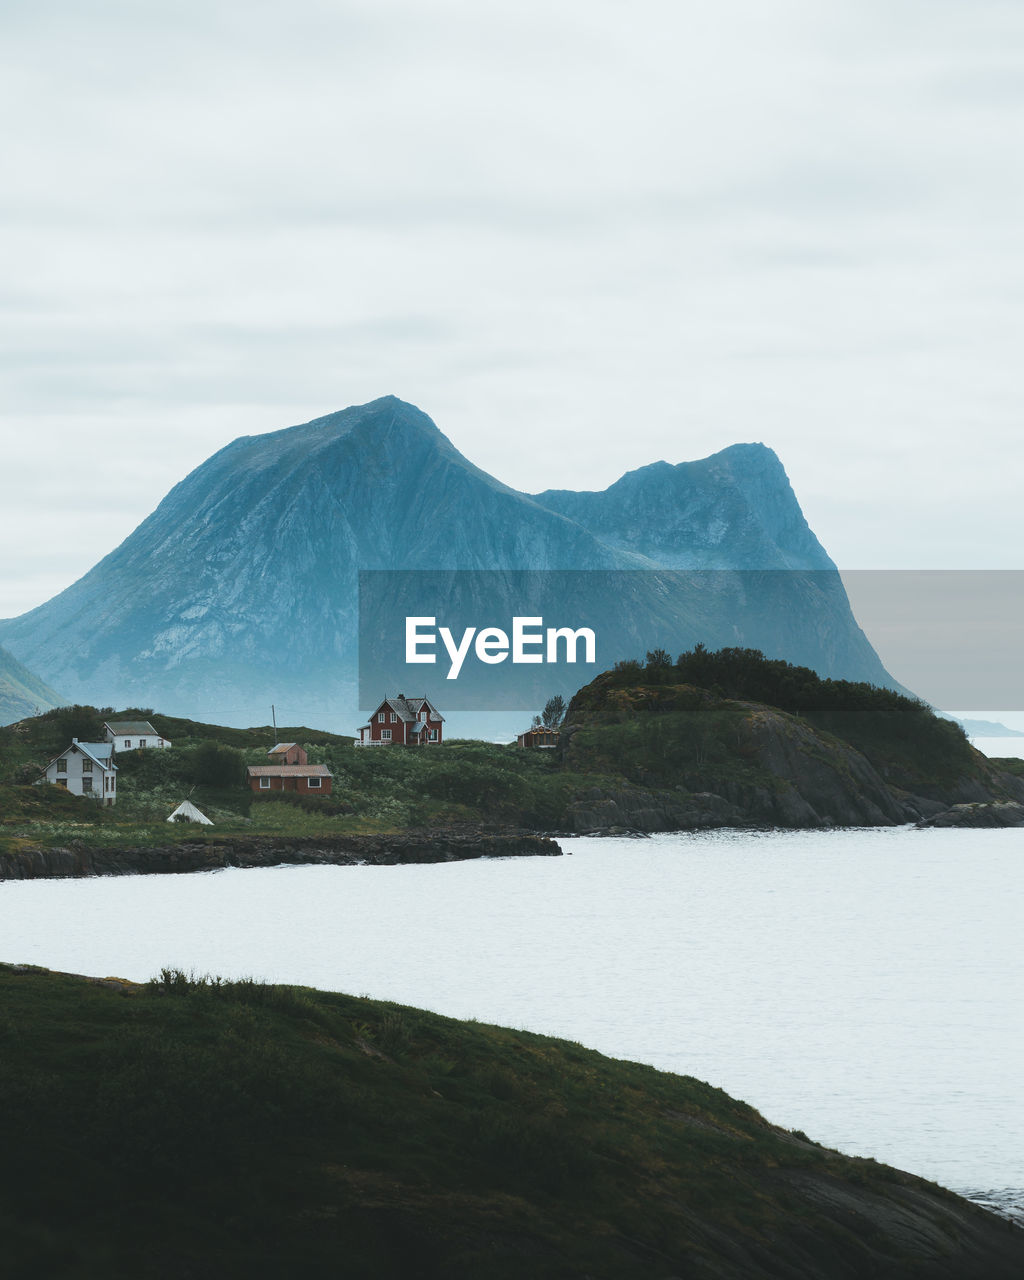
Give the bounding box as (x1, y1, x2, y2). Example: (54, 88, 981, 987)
(42, 741, 117, 775)
(269, 742, 298, 754)
(73, 741, 115, 764)
(376, 696, 444, 723)
(105, 720, 160, 736)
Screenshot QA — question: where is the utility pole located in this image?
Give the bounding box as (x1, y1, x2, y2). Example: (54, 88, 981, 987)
(271, 704, 277, 741)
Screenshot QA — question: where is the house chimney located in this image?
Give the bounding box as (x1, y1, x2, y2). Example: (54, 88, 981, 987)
(72, 737, 78, 744)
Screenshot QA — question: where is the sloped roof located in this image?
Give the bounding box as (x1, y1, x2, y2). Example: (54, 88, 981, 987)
(372, 696, 444, 723)
(105, 720, 160, 736)
(268, 742, 298, 754)
(246, 764, 332, 777)
(42, 741, 117, 775)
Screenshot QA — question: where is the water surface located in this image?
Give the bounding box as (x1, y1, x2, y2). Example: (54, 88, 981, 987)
(2, 826, 1021, 1216)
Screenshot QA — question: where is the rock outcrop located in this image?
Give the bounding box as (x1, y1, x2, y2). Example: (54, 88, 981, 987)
(918, 801, 1024, 829)
(557, 664, 1024, 833)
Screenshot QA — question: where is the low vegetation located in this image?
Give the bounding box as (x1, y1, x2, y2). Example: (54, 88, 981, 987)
(0, 649, 1014, 852)
(584, 646, 979, 790)
(0, 711, 593, 849)
(2, 964, 1018, 1280)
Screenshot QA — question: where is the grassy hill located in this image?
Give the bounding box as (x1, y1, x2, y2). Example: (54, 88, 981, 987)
(2, 964, 1021, 1280)
(570, 646, 980, 792)
(3, 652, 1023, 852)
(0, 703, 582, 848)
(556, 648, 1024, 830)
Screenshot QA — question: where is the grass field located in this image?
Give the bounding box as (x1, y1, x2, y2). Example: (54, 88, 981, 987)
(3, 963, 1017, 1280)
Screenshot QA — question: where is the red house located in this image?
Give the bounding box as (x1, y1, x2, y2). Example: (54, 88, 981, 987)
(356, 695, 444, 747)
(246, 759, 332, 795)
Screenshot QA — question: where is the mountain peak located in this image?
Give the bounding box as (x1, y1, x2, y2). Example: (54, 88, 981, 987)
(0, 401, 879, 727)
(532, 441, 828, 571)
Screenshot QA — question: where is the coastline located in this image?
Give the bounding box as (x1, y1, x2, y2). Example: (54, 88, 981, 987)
(0, 829, 562, 881)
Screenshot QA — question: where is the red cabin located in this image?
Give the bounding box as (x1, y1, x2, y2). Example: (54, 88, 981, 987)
(246, 763, 332, 795)
(356, 695, 444, 747)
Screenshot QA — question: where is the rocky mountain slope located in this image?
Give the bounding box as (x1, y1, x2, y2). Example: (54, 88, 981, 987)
(535, 442, 832, 569)
(0, 643, 64, 724)
(0, 397, 895, 729)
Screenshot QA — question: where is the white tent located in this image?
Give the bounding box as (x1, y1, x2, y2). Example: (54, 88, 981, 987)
(167, 799, 214, 825)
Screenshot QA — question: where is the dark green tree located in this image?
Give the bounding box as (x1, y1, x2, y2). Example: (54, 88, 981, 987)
(187, 740, 247, 788)
(541, 695, 566, 728)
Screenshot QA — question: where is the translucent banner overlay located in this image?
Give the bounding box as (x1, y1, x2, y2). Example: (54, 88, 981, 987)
(357, 569, 1024, 713)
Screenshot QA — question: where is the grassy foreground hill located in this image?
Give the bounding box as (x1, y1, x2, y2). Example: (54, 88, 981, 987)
(2, 963, 1022, 1280)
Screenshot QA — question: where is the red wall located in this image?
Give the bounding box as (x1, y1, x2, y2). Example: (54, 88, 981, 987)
(364, 701, 442, 745)
(249, 775, 332, 796)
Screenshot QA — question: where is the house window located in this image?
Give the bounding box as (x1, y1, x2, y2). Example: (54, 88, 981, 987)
(429, 728, 438, 742)
(57, 779, 67, 789)
(420, 710, 427, 721)
(140, 738, 147, 748)
(124, 740, 131, 749)
(56, 759, 67, 774)
(81, 759, 93, 773)
(81, 776, 93, 792)
(259, 777, 271, 789)
(308, 777, 322, 788)
(377, 712, 385, 723)
(381, 729, 392, 741)
(390, 712, 397, 722)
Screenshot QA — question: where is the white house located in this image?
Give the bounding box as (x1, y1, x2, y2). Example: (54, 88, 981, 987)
(103, 720, 171, 752)
(39, 739, 118, 805)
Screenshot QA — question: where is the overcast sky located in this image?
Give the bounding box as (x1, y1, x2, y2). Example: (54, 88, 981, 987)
(2, 0, 1023, 620)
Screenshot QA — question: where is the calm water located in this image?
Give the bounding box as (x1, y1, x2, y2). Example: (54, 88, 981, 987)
(973, 735, 1024, 760)
(2, 827, 1022, 1217)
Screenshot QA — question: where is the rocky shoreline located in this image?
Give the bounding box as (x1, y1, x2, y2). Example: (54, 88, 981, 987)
(0, 829, 563, 881)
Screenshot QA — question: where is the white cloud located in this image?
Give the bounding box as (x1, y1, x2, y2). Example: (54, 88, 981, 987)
(2, 0, 1023, 619)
